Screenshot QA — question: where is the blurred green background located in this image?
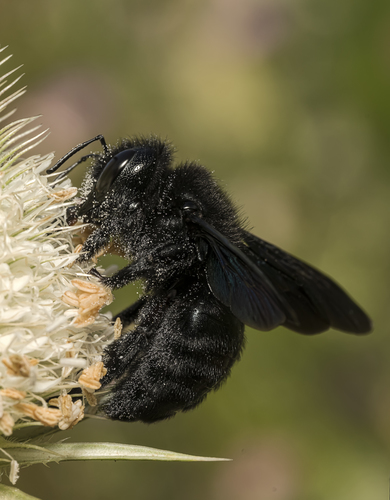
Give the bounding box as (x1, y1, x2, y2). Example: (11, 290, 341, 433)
(1, 0, 390, 498)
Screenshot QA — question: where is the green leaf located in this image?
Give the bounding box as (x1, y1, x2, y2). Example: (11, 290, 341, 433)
(0, 484, 41, 500)
(1, 442, 229, 467)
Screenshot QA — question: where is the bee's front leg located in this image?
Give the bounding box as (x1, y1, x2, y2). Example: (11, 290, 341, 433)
(76, 227, 111, 264)
(90, 259, 148, 290)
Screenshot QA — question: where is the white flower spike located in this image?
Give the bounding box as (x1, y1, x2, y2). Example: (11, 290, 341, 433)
(0, 47, 225, 494)
(0, 47, 115, 438)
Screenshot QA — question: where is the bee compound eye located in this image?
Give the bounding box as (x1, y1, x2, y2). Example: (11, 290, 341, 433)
(95, 149, 138, 197)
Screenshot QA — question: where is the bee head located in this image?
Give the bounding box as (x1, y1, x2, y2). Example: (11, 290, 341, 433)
(77, 146, 157, 217)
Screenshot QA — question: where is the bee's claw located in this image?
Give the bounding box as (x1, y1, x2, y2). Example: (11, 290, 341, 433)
(89, 267, 103, 279)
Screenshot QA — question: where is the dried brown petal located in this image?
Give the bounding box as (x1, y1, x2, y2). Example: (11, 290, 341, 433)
(14, 402, 61, 426)
(61, 343, 77, 378)
(82, 299, 107, 317)
(0, 389, 27, 400)
(61, 394, 73, 417)
(2, 355, 38, 377)
(68, 243, 84, 268)
(79, 292, 104, 310)
(34, 407, 62, 427)
(74, 243, 83, 254)
(0, 412, 15, 436)
(49, 186, 78, 202)
(9, 459, 19, 485)
(63, 279, 112, 327)
(57, 393, 84, 430)
(72, 279, 103, 294)
(114, 317, 123, 340)
(62, 290, 80, 307)
(73, 313, 98, 328)
(14, 402, 36, 419)
(82, 388, 97, 407)
(65, 344, 75, 358)
(79, 361, 107, 391)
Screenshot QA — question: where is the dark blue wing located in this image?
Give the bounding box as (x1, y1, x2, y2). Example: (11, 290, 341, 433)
(206, 240, 287, 330)
(188, 215, 289, 331)
(188, 215, 371, 335)
(242, 231, 372, 334)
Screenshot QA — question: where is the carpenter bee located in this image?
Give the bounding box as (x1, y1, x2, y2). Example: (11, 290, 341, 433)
(47, 135, 372, 423)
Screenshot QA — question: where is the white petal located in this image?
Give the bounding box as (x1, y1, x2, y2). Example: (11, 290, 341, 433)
(60, 358, 88, 368)
(20, 336, 49, 354)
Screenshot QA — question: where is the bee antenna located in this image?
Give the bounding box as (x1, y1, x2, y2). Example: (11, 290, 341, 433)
(46, 134, 108, 174)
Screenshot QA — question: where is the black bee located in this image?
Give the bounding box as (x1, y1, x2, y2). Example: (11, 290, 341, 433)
(47, 135, 372, 423)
